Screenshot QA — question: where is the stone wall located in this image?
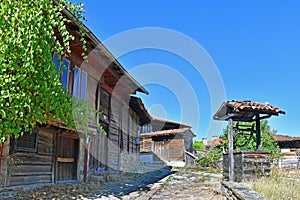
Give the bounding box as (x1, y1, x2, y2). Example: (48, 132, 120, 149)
(221, 181, 266, 200)
(223, 150, 270, 182)
(78, 133, 87, 182)
(277, 154, 299, 169)
(119, 151, 140, 173)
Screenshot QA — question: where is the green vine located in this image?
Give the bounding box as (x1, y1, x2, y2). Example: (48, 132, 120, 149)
(0, 0, 91, 141)
(72, 97, 106, 136)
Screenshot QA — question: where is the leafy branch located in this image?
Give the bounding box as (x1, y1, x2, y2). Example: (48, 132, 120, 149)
(0, 0, 89, 141)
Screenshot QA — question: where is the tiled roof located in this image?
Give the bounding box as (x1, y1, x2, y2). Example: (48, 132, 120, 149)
(227, 100, 285, 115)
(207, 138, 223, 147)
(275, 135, 300, 142)
(151, 117, 192, 128)
(214, 100, 285, 121)
(140, 128, 190, 138)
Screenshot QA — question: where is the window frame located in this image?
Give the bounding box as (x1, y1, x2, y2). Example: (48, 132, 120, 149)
(99, 88, 110, 123)
(53, 53, 87, 99)
(73, 66, 87, 100)
(81, 71, 87, 100)
(14, 129, 38, 152)
(53, 53, 70, 91)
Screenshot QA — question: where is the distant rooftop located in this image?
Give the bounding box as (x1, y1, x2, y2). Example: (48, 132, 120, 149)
(151, 117, 192, 128)
(275, 134, 300, 142)
(140, 128, 191, 138)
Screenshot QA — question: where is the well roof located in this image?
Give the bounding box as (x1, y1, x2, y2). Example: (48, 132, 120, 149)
(213, 100, 285, 122)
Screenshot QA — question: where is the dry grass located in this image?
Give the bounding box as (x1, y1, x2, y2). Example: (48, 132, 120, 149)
(244, 168, 300, 200)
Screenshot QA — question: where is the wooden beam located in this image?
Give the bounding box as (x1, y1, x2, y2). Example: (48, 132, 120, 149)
(256, 114, 262, 150)
(57, 157, 75, 163)
(258, 114, 272, 120)
(232, 117, 256, 122)
(228, 118, 234, 181)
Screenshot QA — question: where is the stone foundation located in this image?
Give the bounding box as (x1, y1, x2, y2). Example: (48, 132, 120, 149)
(119, 151, 140, 173)
(221, 181, 266, 200)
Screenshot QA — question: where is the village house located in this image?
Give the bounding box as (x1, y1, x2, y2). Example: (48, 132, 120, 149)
(202, 136, 223, 151)
(0, 9, 151, 187)
(275, 134, 300, 169)
(140, 117, 196, 167)
(275, 134, 300, 151)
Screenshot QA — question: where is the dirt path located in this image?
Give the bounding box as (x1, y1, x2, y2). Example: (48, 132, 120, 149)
(11, 168, 223, 200)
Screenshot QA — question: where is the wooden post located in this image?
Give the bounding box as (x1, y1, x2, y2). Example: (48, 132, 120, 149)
(84, 136, 89, 182)
(255, 114, 261, 150)
(228, 118, 234, 181)
(0, 142, 4, 169)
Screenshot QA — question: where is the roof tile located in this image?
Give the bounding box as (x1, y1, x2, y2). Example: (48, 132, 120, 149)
(140, 128, 190, 138)
(227, 100, 285, 114)
(275, 135, 300, 142)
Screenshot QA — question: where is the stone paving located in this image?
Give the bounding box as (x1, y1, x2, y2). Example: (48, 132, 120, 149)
(10, 167, 223, 200)
(121, 168, 224, 200)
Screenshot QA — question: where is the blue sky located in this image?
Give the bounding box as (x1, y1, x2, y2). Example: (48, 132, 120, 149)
(73, 0, 300, 140)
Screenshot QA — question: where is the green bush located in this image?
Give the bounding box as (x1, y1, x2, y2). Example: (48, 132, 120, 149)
(193, 141, 206, 150)
(220, 120, 281, 159)
(197, 147, 222, 168)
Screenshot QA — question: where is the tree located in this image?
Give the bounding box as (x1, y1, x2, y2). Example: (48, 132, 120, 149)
(193, 140, 206, 150)
(0, 0, 86, 142)
(220, 120, 280, 159)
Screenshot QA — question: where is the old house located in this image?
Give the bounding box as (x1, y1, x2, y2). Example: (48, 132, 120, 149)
(140, 117, 196, 167)
(202, 136, 223, 151)
(0, 9, 151, 187)
(275, 135, 300, 151)
(275, 135, 300, 169)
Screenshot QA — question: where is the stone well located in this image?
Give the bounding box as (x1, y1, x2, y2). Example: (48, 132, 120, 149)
(223, 150, 271, 182)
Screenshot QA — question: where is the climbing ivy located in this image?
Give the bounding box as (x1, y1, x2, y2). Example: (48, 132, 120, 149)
(0, 0, 87, 141)
(72, 97, 106, 136)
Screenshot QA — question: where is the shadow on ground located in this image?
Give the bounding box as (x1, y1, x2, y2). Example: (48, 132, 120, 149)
(10, 167, 174, 199)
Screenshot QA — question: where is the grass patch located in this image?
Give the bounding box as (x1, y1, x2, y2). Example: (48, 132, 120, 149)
(244, 168, 300, 199)
(173, 166, 222, 174)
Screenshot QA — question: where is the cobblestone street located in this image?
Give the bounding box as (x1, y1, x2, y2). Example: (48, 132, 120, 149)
(10, 167, 223, 200)
(121, 168, 223, 200)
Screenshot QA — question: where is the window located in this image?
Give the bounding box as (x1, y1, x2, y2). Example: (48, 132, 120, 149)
(119, 128, 124, 150)
(73, 66, 87, 100)
(53, 53, 70, 91)
(54, 53, 60, 73)
(73, 67, 80, 97)
(53, 53, 87, 99)
(61, 59, 70, 89)
(140, 124, 152, 133)
(14, 130, 38, 152)
(81, 72, 87, 100)
(100, 88, 110, 121)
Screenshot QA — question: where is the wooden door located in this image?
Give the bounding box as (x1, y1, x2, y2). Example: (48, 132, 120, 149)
(169, 139, 184, 161)
(56, 134, 79, 182)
